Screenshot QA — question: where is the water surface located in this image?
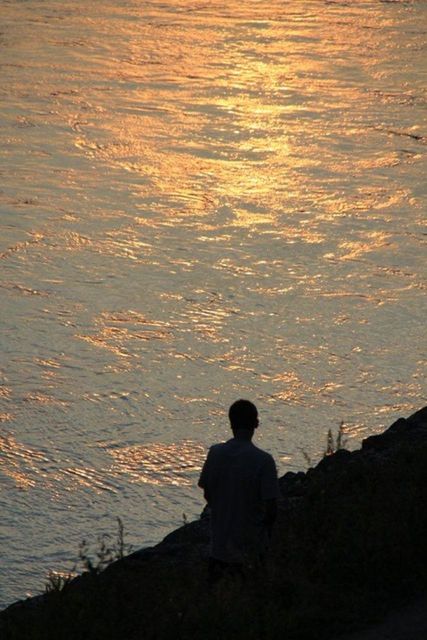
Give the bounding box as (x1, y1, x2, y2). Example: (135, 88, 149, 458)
(0, 0, 426, 608)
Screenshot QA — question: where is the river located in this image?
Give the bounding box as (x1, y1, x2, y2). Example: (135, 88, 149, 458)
(0, 0, 426, 608)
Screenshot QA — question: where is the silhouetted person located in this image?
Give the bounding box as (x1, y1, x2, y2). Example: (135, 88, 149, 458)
(198, 399, 279, 583)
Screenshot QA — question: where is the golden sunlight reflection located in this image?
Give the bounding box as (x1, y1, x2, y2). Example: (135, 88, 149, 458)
(70, 1, 393, 234)
(0, 433, 118, 494)
(0, 434, 47, 490)
(323, 231, 395, 262)
(61, 466, 118, 494)
(17, 0, 415, 261)
(23, 392, 69, 407)
(109, 440, 205, 487)
(78, 311, 173, 358)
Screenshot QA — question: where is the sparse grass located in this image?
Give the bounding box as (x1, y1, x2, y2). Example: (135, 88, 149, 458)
(324, 421, 348, 456)
(44, 571, 74, 594)
(44, 516, 132, 594)
(300, 421, 349, 467)
(76, 516, 132, 574)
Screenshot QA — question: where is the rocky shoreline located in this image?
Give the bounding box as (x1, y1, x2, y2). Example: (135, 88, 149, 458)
(1, 406, 426, 639)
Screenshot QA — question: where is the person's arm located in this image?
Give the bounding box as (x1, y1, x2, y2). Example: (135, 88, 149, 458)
(263, 498, 278, 539)
(198, 448, 212, 504)
(260, 455, 279, 537)
(202, 487, 212, 505)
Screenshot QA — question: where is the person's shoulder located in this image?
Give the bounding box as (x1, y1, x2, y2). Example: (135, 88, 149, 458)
(251, 443, 275, 463)
(208, 441, 229, 455)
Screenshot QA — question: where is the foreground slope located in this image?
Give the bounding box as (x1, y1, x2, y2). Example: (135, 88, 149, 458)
(1, 407, 426, 640)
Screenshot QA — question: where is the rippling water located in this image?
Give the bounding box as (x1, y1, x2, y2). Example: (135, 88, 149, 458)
(1, 0, 426, 608)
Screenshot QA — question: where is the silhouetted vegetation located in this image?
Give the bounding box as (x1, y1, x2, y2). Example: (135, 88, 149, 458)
(300, 420, 348, 467)
(44, 517, 132, 595)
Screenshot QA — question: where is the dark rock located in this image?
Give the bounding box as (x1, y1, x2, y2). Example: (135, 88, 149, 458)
(362, 408, 427, 452)
(407, 405, 427, 427)
(387, 417, 409, 434)
(315, 448, 352, 473)
(279, 471, 307, 497)
(362, 432, 394, 451)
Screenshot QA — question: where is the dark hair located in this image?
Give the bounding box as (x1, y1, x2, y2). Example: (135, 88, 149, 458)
(228, 399, 258, 430)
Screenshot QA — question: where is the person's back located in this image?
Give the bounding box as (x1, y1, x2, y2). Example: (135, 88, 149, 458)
(199, 399, 279, 574)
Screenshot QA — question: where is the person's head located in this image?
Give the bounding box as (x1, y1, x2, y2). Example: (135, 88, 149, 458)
(228, 399, 259, 437)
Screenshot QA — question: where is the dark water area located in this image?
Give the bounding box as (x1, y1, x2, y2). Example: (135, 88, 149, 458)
(0, 0, 426, 608)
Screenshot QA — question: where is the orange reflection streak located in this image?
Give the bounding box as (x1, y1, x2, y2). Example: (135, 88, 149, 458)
(77, 311, 173, 358)
(64, 0, 401, 239)
(321, 231, 395, 263)
(263, 369, 311, 405)
(0, 434, 48, 490)
(0, 432, 119, 494)
(338, 232, 394, 261)
(61, 466, 118, 494)
(6, 0, 411, 263)
(109, 440, 206, 487)
(23, 392, 69, 407)
(181, 290, 237, 343)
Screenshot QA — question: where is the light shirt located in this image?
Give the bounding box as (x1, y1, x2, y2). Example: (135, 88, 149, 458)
(198, 438, 279, 563)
